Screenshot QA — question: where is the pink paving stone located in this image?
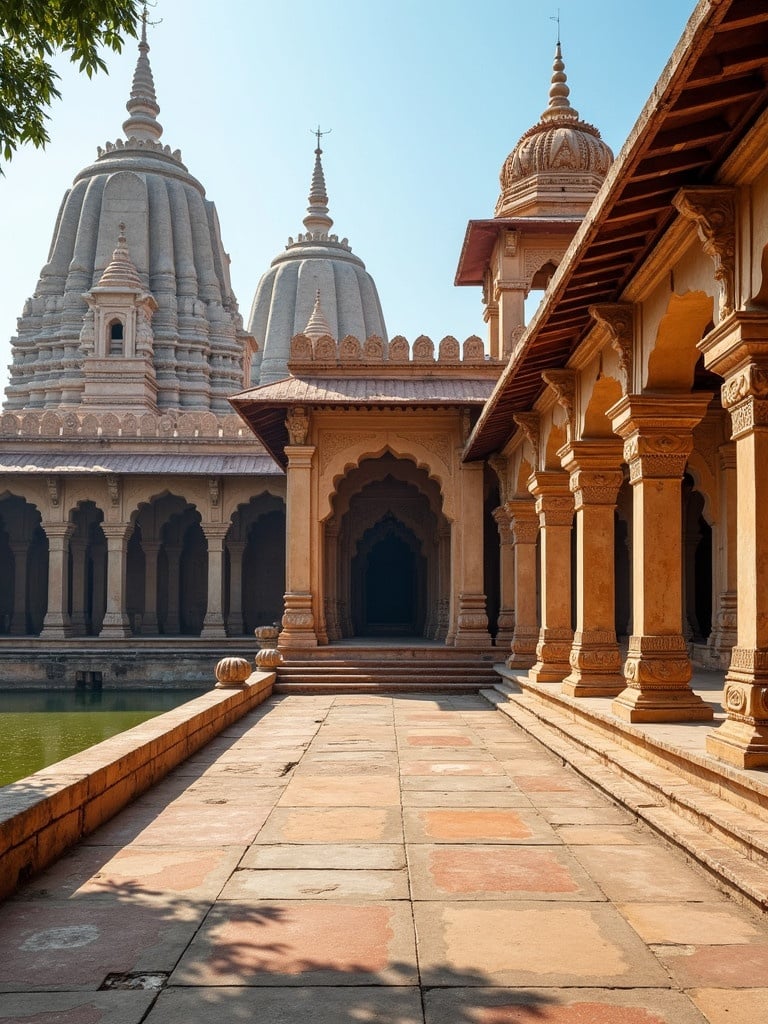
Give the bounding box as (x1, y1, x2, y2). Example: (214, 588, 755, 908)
(412, 808, 535, 841)
(171, 901, 418, 986)
(689, 988, 768, 1024)
(400, 760, 503, 777)
(405, 735, 473, 746)
(658, 943, 768, 988)
(410, 845, 598, 899)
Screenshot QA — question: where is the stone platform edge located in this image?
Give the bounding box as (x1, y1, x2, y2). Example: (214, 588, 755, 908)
(0, 671, 275, 902)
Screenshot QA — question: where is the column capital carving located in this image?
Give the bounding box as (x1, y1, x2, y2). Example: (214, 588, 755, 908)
(541, 369, 577, 440)
(202, 523, 231, 543)
(608, 393, 712, 482)
(589, 302, 634, 395)
(559, 440, 624, 508)
(513, 412, 540, 470)
(672, 186, 736, 321)
(528, 471, 573, 524)
(504, 498, 539, 544)
(492, 504, 513, 541)
(285, 444, 316, 469)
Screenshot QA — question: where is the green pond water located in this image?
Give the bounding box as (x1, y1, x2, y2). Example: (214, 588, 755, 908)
(0, 688, 205, 787)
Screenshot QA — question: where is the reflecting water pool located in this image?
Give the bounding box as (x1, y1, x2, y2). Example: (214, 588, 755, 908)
(0, 688, 205, 787)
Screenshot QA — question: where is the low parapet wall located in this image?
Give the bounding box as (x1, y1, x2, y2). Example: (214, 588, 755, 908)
(0, 672, 275, 901)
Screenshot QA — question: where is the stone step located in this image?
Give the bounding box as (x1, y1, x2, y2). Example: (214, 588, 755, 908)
(275, 657, 499, 693)
(482, 680, 768, 912)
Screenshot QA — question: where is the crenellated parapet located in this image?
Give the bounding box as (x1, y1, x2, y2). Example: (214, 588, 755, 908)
(287, 332, 498, 377)
(0, 409, 254, 441)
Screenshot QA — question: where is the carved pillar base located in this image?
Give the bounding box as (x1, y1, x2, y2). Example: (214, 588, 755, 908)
(529, 628, 572, 683)
(612, 635, 713, 723)
(279, 591, 318, 648)
(506, 627, 538, 669)
(495, 610, 515, 647)
(706, 652, 768, 768)
(454, 593, 492, 648)
(99, 614, 132, 639)
(562, 630, 624, 697)
(708, 590, 737, 666)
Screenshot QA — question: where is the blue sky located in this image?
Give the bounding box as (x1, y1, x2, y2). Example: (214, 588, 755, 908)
(0, 0, 695, 397)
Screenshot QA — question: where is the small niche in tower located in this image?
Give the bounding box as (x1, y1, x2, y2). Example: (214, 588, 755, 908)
(108, 319, 124, 355)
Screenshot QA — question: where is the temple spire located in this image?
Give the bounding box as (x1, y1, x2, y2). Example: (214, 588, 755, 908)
(541, 42, 579, 123)
(122, 6, 163, 142)
(303, 127, 333, 237)
(304, 289, 333, 339)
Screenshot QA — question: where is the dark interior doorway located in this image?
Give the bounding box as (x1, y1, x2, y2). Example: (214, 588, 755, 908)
(351, 515, 425, 637)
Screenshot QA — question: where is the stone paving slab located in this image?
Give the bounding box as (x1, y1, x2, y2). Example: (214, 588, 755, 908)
(0, 991, 157, 1023)
(240, 842, 406, 870)
(423, 987, 710, 1023)
(171, 900, 419, 986)
(144, 986, 425, 1023)
(220, 866, 410, 900)
(403, 806, 559, 844)
(253, 806, 404, 844)
(690, 988, 768, 1024)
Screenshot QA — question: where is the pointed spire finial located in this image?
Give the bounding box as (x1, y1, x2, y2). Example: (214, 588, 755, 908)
(303, 127, 333, 237)
(541, 33, 579, 123)
(304, 288, 334, 340)
(122, 4, 163, 142)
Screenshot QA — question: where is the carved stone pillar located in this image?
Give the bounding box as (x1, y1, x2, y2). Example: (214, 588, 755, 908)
(280, 444, 318, 648)
(455, 460, 491, 647)
(202, 525, 228, 639)
(9, 542, 28, 635)
(323, 519, 341, 642)
(527, 472, 573, 682)
(140, 540, 161, 634)
(709, 442, 737, 661)
(164, 545, 181, 634)
(68, 538, 88, 635)
(506, 499, 539, 669)
(225, 540, 246, 636)
(99, 524, 131, 638)
(608, 394, 713, 723)
(437, 524, 451, 643)
(41, 523, 75, 639)
(559, 442, 625, 697)
(699, 313, 768, 766)
(492, 505, 515, 647)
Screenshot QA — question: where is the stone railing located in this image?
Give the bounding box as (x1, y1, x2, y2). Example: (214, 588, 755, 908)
(288, 332, 491, 370)
(0, 409, 251, 440)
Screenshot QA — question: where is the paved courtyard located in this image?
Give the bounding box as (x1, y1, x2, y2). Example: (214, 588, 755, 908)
(0, 693, 767, 1023)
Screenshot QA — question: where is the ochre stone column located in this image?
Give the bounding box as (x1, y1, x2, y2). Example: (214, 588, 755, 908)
(41, 523, 75, 639)
(99, 524, 132, 638)
(699, 314, 768, 766)
(68, 538, 88, 635)
(492, 505, 515, 647)
(226, 540, 246, 636)
(609, 394, 713, 722)
(709, 442, 737, 662)
(280, 444, 318, 648)
(455, 460, 491, 647)
(164, 544, 181, 634)
(140, 540, 161, 634)
(506, 499, 539, 669)
(202, 525, 228, 639)
(560, 442, 624, 697)
(527, 472, 573, 683)
(9, 542, 28, 635)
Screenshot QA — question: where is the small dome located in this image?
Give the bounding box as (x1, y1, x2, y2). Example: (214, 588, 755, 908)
(248, 142, 387, 385)
(496, 44, 613, 218)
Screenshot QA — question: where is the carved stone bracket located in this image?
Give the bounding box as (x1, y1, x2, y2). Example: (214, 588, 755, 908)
(513, 412, 540, 470)
(286, 406, 310, 445)
(672, 187, 736, 321)
(589, 302, 634, 395)
(541, 369, 577, 440)
(46, 476, 61, 508)
(208, 476, 221, 508)
(105, 474, 120, 508)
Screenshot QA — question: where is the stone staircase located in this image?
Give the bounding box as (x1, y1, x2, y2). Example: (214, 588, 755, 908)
(274, 644, 500, 692)
(483, 668, 768, 913)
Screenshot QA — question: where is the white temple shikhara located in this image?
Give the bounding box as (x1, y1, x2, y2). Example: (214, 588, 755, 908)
(3, 0, 768, 776)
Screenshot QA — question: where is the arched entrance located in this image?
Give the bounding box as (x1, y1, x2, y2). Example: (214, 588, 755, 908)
(325, 453, 450, 641)
(226, 495, 286, 635)
(0, 495, 48, 635)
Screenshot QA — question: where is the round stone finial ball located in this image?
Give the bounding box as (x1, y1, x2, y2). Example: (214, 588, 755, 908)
(214, 656, 252, 688)
(255, 647, 283, 670)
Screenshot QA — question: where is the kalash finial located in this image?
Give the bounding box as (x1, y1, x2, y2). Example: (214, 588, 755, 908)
(303, 126, 333, 237)
(541, 12, 579, 124)
(122, 4, 163, 142)
(304, 288, 334, 340)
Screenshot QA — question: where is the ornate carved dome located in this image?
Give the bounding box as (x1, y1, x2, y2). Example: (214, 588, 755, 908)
(248, 143, 387, 384)
(495, 43, 613, 218)
(4, 18, 252, 413)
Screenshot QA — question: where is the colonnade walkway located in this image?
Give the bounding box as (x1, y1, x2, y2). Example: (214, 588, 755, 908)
(1, 693, 767, 1022)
